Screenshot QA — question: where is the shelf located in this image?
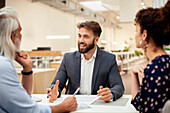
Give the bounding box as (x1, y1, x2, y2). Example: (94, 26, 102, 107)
(27, 51, 62, 68)
(111, 52, 146, 71)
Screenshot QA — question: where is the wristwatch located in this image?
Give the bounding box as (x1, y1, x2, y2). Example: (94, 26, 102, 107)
(21, 70, 33, 75)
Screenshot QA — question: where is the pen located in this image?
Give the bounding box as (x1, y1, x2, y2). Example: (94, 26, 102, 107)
(73, 87, 80, 96)
(47, 86, 54, 98)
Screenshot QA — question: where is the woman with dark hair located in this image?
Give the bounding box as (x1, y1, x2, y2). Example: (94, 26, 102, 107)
(131, 1, 170, 113)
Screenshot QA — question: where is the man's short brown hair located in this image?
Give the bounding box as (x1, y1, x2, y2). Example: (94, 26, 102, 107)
(77, 21, 102, 38)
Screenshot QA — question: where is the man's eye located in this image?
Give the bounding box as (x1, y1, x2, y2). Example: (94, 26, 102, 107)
(84, 35, 89, 38)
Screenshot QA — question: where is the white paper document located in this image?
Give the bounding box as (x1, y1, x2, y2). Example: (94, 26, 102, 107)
(75, 95, 100, 105)
(32, 94, 100, 110)
(74, 95, 101, 109)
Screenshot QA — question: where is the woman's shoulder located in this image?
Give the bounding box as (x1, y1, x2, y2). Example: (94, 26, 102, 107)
(144, 55, 169, 75)
(153, 55, 170, 63)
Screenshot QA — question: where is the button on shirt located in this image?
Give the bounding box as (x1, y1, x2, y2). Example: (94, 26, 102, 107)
(79, 48, 97, 95)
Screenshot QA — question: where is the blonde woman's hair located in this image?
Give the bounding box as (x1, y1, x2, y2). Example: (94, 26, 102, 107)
(0, 7, 19, 60)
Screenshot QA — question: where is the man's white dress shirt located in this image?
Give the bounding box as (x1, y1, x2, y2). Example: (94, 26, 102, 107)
(79, 48, 97, 94)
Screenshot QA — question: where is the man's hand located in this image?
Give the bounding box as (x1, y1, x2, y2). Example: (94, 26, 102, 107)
(15, 50, 32, 72)
(50, 96, 77, 113)
(15, 51, 33, 94)
(46, 80, 59, 103)
(61, 96, 77, 112)
(97, 86, 112, 102)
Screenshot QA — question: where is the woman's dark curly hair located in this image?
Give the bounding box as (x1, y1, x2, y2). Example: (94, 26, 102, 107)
(135, 1, 170, 47)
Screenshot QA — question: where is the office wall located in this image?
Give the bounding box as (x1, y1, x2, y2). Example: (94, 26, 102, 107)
(6, 0, 133, 52)
(6, 0, 77, 52)
(115, 23, 136, 51)
(102, 26, 115, 52)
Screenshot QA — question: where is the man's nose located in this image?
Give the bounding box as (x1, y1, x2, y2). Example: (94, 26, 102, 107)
(79, 37, 84, 42)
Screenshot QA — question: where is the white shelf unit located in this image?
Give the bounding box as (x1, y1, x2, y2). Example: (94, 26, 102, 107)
(112, 52, 146, 71)
(27, 51, 62, 68)
(31, 56, 62, 68)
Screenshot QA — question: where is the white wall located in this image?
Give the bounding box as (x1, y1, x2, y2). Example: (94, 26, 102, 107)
(6, 0, 135, 53)
(7, 0, 77, 52)
(101, 26, 115, 52)
(115, 22, 136, 51)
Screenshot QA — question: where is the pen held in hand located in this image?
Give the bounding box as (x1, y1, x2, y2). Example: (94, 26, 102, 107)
(73, 87, 80, 96)
(47, 86, 54, 98)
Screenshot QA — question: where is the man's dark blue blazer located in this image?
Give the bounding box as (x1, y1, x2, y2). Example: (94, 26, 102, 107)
(50, 47, 124, 100)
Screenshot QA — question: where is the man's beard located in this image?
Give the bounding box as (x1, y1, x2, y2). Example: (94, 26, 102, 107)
(78, 38, 95, 53)
(14, 37, 21, 52)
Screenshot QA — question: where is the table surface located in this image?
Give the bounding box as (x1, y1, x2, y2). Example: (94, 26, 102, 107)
(32, 94, 138, 113)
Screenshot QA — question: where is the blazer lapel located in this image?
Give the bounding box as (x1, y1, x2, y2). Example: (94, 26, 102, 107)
(75, 51, 81, 88)
(91, 47, 101, 93)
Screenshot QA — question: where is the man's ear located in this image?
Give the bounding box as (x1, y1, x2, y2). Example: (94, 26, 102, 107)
(95, 37, 99, 43)
(11, 32, 15, 44)
(142, 30, 147, 41)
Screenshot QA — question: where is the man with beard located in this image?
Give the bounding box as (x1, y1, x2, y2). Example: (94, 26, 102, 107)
(47, 21, 124, 102)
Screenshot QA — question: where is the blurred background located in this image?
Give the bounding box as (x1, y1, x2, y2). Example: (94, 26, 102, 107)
(1, 0, 169, 94)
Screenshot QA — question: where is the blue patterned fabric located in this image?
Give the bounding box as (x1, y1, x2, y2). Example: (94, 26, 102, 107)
(131, 55, 170, 113)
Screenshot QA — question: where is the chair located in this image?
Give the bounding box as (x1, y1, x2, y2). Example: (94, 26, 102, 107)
(159, 100, 170, 113)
